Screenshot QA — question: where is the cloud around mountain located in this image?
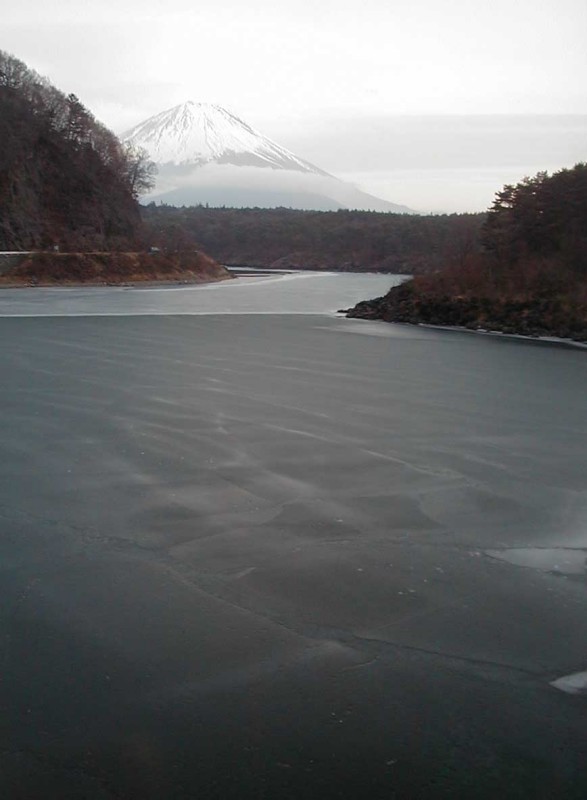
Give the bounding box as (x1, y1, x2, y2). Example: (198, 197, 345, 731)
(123, 102, 413, 213)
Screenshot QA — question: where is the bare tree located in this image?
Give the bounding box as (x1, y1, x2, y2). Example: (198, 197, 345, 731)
(122, 143, 157, 198)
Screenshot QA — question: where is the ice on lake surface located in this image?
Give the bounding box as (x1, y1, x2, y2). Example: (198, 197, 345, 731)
(551, 671, 587, 695)
(0, 270, 401, 317)
(2, 268, 587, 797)
(486, 548, 587, 575)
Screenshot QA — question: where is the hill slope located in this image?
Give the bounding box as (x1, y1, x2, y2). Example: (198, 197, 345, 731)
(0, 50, 149, 251)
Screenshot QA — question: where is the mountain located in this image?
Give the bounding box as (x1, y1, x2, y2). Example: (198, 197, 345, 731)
(122, 102, 329, 175)
(122, 102, 413, 213)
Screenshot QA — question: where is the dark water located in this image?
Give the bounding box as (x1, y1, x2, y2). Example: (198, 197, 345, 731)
(1, 274, 587, 798)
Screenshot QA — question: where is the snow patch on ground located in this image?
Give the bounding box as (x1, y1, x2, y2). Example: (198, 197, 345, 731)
(485, 548, 587, 576)
(550, 671, 587, 695)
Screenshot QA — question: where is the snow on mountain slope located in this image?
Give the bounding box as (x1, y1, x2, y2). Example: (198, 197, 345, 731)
(123, 102, 328, 175)
(122, 102, 413, 213)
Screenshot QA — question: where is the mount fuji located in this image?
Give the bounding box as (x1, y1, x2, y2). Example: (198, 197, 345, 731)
(122, 102, 412, 213)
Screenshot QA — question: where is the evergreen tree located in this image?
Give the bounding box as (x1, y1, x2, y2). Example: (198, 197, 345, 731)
(483, 164, 587, 272)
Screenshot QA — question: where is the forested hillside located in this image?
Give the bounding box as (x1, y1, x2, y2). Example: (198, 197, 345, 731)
(141, 204, 485, 274)
(346, 164, 587, 341)
(0, 50, 154, 251)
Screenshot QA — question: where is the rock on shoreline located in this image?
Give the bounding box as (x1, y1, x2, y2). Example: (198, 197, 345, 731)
(343, 281, 587, 343)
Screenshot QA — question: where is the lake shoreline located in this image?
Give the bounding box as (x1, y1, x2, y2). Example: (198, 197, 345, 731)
(342, 280, 587, 346)
(0, 250, 233, 287)
(359, 317, 587, 350)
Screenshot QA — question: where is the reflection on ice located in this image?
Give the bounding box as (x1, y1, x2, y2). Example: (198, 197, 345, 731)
(486, 548, 587, 576)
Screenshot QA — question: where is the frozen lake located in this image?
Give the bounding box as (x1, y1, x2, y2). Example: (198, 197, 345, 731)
(0, 270, 399, 316)
(1, 271, 587, 799)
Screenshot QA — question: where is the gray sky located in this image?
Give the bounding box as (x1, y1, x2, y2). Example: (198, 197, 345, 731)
(4, 0, 587, 211)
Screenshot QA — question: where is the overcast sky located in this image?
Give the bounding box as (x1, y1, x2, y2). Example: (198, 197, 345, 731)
(4, 0, 587, 211)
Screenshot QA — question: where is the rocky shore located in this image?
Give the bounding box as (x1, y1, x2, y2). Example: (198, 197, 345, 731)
(0, 250, 233, 287)
(343, 279, 587, 343)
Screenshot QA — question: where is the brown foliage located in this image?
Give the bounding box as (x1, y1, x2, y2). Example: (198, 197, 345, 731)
(347, 164, 587, 341)
(0, 51, 155, 251)
(0, 251, 232, 285)
(347, 253, 587, 341)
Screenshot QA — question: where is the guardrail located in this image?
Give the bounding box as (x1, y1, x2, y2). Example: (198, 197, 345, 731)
(0, 252, 32, 275)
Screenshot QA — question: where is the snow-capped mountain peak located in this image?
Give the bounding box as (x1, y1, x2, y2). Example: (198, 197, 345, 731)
(122, 101, 328, 175)
(122, 102, 413, 213)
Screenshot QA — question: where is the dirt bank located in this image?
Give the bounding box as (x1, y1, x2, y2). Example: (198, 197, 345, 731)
(0, 251, 233, 286)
